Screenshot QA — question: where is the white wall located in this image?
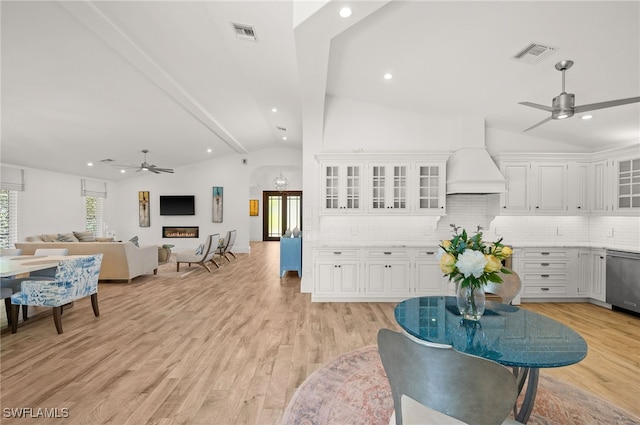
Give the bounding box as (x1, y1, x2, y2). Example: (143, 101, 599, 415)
(3, 146, 301, 253)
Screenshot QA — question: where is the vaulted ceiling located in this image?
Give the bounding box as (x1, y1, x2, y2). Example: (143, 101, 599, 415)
(2, 1, 638, 181)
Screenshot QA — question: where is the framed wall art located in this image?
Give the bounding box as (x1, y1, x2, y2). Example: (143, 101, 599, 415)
(212, 186, 223, 223)
(139, 191, 150, 227)
(249, 199, 259, 216)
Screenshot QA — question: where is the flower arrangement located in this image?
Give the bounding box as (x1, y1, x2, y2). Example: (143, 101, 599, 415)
(437, 224, 512, 289)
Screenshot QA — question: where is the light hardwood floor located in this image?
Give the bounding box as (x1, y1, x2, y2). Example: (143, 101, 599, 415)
(1, 241, 638, 424)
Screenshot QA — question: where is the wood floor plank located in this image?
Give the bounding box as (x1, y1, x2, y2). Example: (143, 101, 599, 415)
(1, 241, 638, 424)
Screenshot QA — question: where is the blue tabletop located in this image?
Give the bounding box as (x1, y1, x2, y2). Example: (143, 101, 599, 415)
(394, 296, 588, 368)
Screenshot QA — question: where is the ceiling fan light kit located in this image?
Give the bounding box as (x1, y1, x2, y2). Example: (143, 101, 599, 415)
(519, 59, 640, 131)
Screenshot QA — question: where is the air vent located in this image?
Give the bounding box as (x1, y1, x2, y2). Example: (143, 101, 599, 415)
(232, 23, 257, 42)
(513, 42, 557, 64)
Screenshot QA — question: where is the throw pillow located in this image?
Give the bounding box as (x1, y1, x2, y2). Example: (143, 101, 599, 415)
(73, 230, 96, 242)
(57, 233, 79, 242)
(129, 236, 139, 247)
(195, 244, 204, 255)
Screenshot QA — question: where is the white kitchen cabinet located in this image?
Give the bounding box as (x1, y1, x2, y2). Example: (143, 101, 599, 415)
(614, 157, 640, 211)
(320, 163, 363, 214)
(591, 159, 612, 213)
(531, 162, 567, 213)
(499, 162, 530, 213)
(568, 162, 590, 214)
(590, 249, 607, 302)
(314, 249, 361, 298)
(413, 248, 448, 295)
(364, 261, 411, 296)
(368, 163, 409, 213)
(413, 162, 446, 213)
(576, 249, 591, 296)
(519, 248, 573, 299)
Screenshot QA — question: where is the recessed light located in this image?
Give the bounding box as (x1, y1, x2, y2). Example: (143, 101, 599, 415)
(87, 162, 94, 167)
(581, 115, 593, 120)
(207, 148, 213, 153)
(120, 169, 126, 173)
(283, 136, 287, 141)
(272, 107, 278, 113)
(383, 73, 393, 80)
(339, 7, 352, 18)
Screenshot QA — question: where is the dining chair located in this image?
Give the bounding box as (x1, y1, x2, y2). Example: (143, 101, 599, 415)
(216, 230, 236, 262)
(176, 234, 220, 272)
(485, 269, 522, 305)
(377, 329, 521, 425)
(2, 248, 70, 322)
(10, 254, 103, 334)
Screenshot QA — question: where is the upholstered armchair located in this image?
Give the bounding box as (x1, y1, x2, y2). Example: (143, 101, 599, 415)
(10, 254, 103, 334)
(216, 230, 237, 262)
(176, 234, 220, 272)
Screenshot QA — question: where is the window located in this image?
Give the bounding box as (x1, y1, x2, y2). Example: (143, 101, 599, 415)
(83, 196, 104, 237)
(0, 189, 18, 249)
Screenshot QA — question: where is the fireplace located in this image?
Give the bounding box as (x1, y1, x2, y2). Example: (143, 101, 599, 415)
(163, 226, 199, 238)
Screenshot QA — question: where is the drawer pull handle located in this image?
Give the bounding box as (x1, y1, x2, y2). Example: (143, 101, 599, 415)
(425, 251, 435, 255)
(541, 274, 550, 278)
(384, 252, 392, 255)
(541, 287, 550, 291)
(541, 252, 550, 256)
(333, 252, 342, 255)
(541, 263, 550, 266)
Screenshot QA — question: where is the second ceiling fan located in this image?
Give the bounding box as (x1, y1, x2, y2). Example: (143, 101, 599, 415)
(519, 60, 640, 132)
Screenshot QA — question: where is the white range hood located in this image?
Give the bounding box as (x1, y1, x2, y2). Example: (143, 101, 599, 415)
(446, 116, 506, 194)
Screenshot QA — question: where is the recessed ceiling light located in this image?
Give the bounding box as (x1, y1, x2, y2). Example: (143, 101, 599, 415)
(272, 107, 278, 113)
(120, 169, 126, 173)
(339, 7, 352, 18)
(207, 148, 213, 153)
(384, 73, 393, 80)
(283, 136, 287, 141)
(87, 162, 93, 167)
(581, 115, 593, 120)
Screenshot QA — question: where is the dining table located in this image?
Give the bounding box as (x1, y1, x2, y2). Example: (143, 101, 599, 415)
(0, 255, 76, 278)
(394, 296, 588, 424)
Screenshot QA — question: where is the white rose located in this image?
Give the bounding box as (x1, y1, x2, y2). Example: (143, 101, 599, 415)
(456, 250, 487, 278)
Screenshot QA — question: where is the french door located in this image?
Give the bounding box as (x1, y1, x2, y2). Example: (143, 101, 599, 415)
(263, 191, 302, 241)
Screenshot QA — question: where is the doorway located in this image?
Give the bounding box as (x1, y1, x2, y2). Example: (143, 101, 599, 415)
(263, 191, 302, 241)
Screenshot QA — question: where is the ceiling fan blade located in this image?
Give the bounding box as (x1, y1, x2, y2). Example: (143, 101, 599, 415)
(523, 116, 553, 132)
(152, 168, 175, 173)
(148, 168, 161, 174)
(519, 101, 554, 112)
(574, 96, 640, 113)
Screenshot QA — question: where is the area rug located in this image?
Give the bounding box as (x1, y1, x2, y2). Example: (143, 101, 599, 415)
(283, 346, 640, 425)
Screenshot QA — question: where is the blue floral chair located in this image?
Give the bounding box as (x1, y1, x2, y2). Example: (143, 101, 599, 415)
(10, 254, 103, 334)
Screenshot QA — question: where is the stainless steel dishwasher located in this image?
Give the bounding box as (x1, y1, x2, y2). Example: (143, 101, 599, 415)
(606, 250, 640, 314)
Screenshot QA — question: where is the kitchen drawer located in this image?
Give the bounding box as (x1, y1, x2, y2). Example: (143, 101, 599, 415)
(365, 249, 411, 258)
(415, 249, 439, 258)
(520, 261, 570, 272)
(315, 249, 360, 258)
(522, 272, 569, 284)
(522, 285, 569, 296)
(521, 249, 570, 260)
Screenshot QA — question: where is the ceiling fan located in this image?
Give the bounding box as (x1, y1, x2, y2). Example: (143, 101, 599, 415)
(101, 149, 174, 174)
(519, 60, 640, 132)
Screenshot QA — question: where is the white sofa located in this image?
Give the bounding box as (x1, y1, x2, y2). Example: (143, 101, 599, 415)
(15, 241, 158, 282)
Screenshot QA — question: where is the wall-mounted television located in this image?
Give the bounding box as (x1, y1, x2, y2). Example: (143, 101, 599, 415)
(159, 195, 195, 216)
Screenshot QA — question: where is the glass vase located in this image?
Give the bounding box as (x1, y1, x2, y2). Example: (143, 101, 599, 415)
(456, 284, 486, 321)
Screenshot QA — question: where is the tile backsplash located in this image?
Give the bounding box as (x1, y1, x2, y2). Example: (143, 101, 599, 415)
(316, 194, 639, 251)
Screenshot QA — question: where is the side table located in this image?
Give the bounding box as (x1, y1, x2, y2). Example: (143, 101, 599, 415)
(158, 244, 175, 264)
(280, 237, 302, 277)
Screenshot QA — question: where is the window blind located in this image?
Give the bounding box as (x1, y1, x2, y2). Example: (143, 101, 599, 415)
(1, 167, 25, 191)
(81, 178, 107, 198)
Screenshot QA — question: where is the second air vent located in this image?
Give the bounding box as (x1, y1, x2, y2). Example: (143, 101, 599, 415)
(513, 42, 556, 64)
(232, 23, 257, 42)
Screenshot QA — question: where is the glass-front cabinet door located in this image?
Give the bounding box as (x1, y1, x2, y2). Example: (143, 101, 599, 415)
(321, 163, 362, 213)
(616, 158, 640, 210)
(415, 163, 445, 212)
(368, 164, 408, 212)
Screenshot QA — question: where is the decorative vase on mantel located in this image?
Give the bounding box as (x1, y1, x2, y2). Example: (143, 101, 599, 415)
(456, 284, 486, 321)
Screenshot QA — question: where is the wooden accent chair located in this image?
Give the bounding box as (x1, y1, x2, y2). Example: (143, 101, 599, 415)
(176, 234, 220, 273)
(10, 254, 103, 334)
